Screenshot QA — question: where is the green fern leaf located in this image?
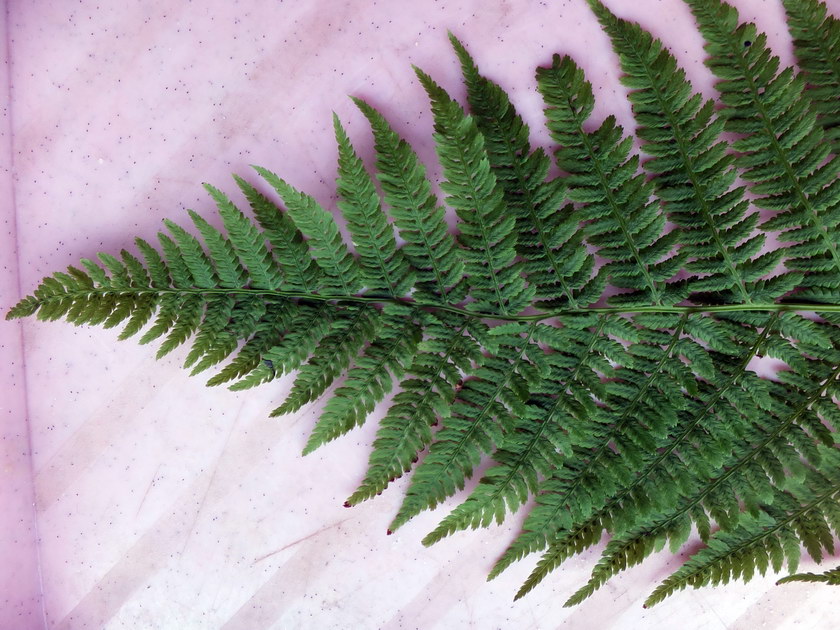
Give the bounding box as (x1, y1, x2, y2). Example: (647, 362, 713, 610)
(450, 35, 602, 310)
(777, 565, 840, 586)
(303, 307, 422, 455)
(204, 183, 283, 290)
(234, 176, 322, 292)
(390, 321, 540, 531)
(7, 2, 840, 610)
(590, 0, 780, 304)
(352, 98, 465, 303)
(274, 305, 381, 415)
(347, 312, 483, 505)
(645, 443, 840, 606)
(537, 54, 684, 307)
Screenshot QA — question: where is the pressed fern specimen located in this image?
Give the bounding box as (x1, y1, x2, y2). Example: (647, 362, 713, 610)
(8, 0, 840, 607)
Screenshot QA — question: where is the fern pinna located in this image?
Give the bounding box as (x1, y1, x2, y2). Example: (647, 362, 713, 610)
(8, 0, 840, 607)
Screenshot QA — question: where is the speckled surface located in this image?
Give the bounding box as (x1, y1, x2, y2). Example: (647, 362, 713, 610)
(3, 0, 838, 628)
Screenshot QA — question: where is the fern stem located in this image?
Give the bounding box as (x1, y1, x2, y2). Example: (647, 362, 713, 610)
(20, 285, 840, 325)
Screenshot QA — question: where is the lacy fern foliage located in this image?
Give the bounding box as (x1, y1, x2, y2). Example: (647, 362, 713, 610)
(9, 0, 840, 607)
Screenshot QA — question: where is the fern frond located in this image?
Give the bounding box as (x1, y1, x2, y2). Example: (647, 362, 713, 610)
(590, 0, 781, 303)
(254, 166, 363, 294)
(685, 0, 840, 294)
(303, 306, 422, 455)
(777, 565, 840, 586)
(8, 9, 840, 610)
(235, 176, 322, 292)
(390, 321, 541, 532)
(274, 305, 381, 415)
(347, 312, 483, 505)
(781, 0, 840, 155)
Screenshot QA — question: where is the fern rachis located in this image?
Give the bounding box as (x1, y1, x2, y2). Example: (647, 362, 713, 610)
(8, 0, 840, 609)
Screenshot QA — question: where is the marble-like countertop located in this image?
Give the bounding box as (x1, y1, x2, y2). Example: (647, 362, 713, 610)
(2, 0, 837, 628)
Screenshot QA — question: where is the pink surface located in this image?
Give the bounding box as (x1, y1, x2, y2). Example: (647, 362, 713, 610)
(1, 3, 44, 628)
(2, 0, 837, 628)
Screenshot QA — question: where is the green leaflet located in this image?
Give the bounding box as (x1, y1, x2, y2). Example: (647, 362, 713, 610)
(781, 0, 840, 155)
(777, 565, 840, 586)
(537, 54, 683, 307)
(7, 0, 840, 609)
(685, 0, 840, 296)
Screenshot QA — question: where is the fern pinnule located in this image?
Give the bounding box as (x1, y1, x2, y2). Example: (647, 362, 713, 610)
(591, 0, 787, 304)
(352, 97, 466, 303)
(347, 312, 483, 506)
(333, 115, 416, 297)
(645, 443, 840, 607)
(234, 175, 322, 293)
(303, 307, 422, 455)
(254, 165, 363, 294)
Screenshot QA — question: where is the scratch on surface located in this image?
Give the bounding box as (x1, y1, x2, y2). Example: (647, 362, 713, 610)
(135, 463, 162, 517)
(180, 403, 243, 556)
(252, 518, 350, 565)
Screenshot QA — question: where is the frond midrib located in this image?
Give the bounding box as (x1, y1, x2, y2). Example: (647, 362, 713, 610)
(17, 284, 840, 325)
